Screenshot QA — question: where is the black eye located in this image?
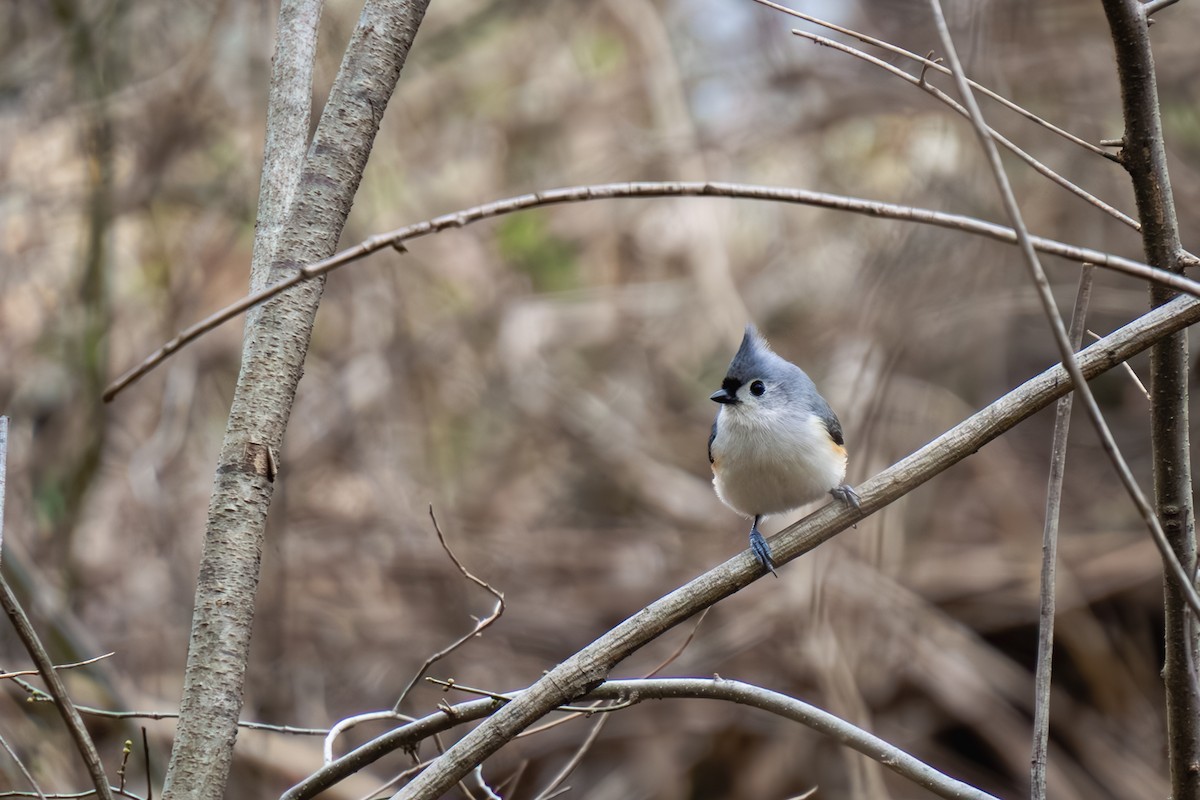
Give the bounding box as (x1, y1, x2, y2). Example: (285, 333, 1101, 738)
(750, 380, 766, 396)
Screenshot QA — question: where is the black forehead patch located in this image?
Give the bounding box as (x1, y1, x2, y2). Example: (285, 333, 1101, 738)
(721, 376, 743, 395)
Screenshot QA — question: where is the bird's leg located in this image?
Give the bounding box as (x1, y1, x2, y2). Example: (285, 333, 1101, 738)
(830, 484, 861, 510)
(749, 514, 777, 578)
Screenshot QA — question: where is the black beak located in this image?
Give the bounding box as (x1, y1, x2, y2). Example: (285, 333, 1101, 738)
(710, 388, 737, 405)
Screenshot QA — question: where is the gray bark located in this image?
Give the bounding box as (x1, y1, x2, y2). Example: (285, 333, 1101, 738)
(1099, 3, 1199, 798)
(161, 1, 431, 797)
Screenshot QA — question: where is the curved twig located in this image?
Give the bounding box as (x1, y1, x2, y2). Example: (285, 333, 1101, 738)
(103, 182, 1200, 402)
(285, 678, 999, 800)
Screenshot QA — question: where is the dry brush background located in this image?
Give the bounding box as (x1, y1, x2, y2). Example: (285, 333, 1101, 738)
(2, 0, 1199, 797)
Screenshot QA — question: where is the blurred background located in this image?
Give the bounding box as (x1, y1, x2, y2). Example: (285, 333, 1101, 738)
(2, 0, 1200, 797)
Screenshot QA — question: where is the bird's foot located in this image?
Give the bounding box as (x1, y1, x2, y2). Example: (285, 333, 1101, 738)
(749, 525, 778, 578)
(830, 483, 861, 510)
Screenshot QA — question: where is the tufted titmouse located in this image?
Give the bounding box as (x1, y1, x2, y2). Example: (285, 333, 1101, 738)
(708, 325, 860, 575)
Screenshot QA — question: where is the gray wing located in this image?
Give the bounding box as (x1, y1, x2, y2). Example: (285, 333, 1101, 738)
(708, 418, 718, 464)
(823, 408, 845, 446)
(810, 393, 845, 446)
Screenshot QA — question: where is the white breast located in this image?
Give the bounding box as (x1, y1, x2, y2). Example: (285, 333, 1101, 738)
(710, 407, 847, 519)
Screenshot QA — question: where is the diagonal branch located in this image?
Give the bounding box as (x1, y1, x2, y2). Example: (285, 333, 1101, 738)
(1, 417, 110, 799)
(1144, 0, 1182, 15)
(389, 290, 1200, 798)
(0, 578, 113, 800)
(102, 181, 1200, 402)
(790, 29, 1140, 230)
(926, 0, 1200, 618)
(750, 0, 1119, 160)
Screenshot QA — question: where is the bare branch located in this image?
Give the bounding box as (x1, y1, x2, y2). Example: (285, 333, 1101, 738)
(470, 766, 501, 800)
(0, 792, 145, 800)
(0, 652, 115, 681)
(0, 416, 7, 570)
(103, 182, 1200, 402)
(141, 730, 150, 800)
(287, 679, 999, 800)
(750, 0, 1118, 160)
(441, 610, 711, 745)
(1100, 2, 1199, 796)
(1087, 330, 1150, 400)
(528, 715, 609, 800)
(426, 678, 635, 715)
(324, 711, 411, 765)
(0, 578, 113, 800)
(53, 703, 326, 735)
(389, 290, 1200, 798)
(928, 0, 1200, 615)
(791, 29, 1140, 230)
(1144, 0, 1182, 14)
(1032, 265, 1093, 799)
(642, 607, 709, 679)
(162, 1, 431, 796)
(393, 508, 505, 710)
(0, 729, 48, 800)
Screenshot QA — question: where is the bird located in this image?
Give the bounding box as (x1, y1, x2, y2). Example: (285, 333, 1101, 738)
(708, 325, 860, 575)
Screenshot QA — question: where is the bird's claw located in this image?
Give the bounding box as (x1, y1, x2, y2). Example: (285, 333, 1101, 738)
(830, 483, 861, 510)
(749, 527, 778, 578)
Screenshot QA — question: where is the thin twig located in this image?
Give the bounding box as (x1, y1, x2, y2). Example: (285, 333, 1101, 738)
(118, 741, 132, 792)
(0, 730, 48, 800)
(30, 701, 327, 735)
(643, 608, 709, 678)
(791, 29, 1140, 230)
(1087, 330, 1150, 400)
(141, 728, 151, 800)
(392, 506, 505, 710)
(353, 758, 436, 800)
(493, 761, 528, 799)
(229, 510, 500, 764)
(0, 792, 145, 800)
(927, 0, 1200, 613)
(751, 0, 1117, 160)
(0, 578, 114, 800)
(506, 609, 710, 742)
(426, 678, 635, 715)
(0, 652, 116, 680)
(102, 182, 1200, 403)
(1144, 0, 1181, 14)
(454, 674, 635, 758)
(529, 715, 609, 800)
(517, 709, 600, 739)
(324, 712, 412, 765)
(0, 416, 7, 570)
(471, 766, 501, 800)
(1031, 265, 1094, 799)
